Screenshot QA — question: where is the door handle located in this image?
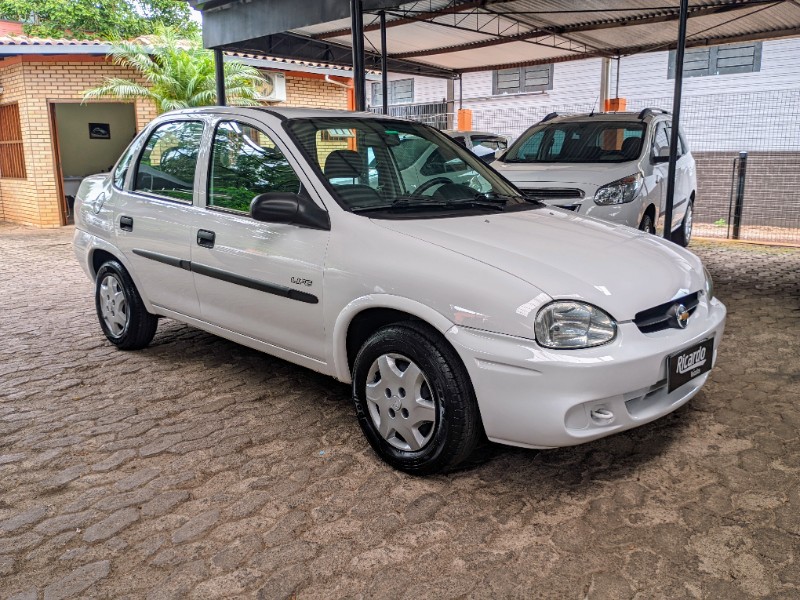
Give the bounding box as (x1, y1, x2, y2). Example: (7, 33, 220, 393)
(197, 229, 216, 248)
(119, 215, 133, 231)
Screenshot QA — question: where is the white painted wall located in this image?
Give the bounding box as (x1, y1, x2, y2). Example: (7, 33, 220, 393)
(383, 38, 800, 151)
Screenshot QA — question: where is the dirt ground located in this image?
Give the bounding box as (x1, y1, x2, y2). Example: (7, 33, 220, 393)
(1, 225, 798, 599)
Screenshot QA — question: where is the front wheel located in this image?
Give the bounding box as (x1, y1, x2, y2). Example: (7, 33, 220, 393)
(95, 260, 158, 350)
(351, 322, 482, 475)
(671, 200, 693, 247)
(638, 211, 656, 235)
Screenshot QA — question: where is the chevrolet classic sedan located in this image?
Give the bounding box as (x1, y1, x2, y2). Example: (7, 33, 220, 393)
(74, 107, 726, 474)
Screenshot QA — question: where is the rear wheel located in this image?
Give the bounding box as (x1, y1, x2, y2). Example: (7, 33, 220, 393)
(671, 199, 693, 247)
(352, 322, 482, 474)
(95, 260, 158, 350)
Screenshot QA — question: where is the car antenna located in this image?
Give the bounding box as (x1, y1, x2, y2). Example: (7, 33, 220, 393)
(589, 95, 599, 117)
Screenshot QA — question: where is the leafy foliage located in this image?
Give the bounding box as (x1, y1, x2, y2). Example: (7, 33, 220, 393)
(82, 26, 266, 112)
(0, 0, 197, 39)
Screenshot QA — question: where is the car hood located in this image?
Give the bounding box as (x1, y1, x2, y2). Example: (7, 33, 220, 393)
(373, 209, 703, 322)
(492, 160, 639, 188)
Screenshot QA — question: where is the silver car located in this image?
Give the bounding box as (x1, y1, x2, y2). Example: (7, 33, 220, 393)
(493, 109, 697, 247)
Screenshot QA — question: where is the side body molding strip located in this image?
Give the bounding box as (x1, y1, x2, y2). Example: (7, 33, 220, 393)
(131, 248, 318, 304)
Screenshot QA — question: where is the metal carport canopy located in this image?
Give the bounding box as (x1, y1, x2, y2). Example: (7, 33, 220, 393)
(190, 0, 800, 78)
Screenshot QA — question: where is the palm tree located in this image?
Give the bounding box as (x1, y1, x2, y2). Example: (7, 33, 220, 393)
(83, 26, 265, 112)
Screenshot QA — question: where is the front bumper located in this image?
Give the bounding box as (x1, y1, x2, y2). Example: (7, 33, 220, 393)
(446, 297, 726, 449)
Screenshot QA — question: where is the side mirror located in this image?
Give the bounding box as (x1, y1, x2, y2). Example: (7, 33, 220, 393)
(250, 192, 330, 230)
(652, 146, 671, 163)
(495, 149, 507, 160)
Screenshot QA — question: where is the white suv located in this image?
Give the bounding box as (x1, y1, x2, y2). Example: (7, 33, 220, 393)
(493, 110, 697, 246)
(74, 107, 725, 474)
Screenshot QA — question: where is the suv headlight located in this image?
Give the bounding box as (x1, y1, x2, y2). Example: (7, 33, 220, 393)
(703, 266, 715, 300)
(534, 301, 617, 349)
(594, 173, 643, 205)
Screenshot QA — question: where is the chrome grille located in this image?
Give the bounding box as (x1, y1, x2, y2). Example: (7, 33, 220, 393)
(520, 187, 585, 200)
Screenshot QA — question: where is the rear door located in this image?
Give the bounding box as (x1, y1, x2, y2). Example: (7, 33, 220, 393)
(190, 117, 329, 362)
(114, 118, 207, 317)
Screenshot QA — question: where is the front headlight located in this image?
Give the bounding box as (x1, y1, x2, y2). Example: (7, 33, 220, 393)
(534, 301, 617, 349)
(703, 267, 715, 300)
(594, 173, 643, 205)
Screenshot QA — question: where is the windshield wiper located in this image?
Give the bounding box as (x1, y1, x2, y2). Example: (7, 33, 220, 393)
(351, 197, 505, 214)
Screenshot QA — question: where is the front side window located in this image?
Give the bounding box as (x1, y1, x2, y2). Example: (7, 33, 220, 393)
(288, 117, 532, 217)
(134, 121, 204, 202)
(503, 121, 646, 164)
(208, 121, 301, 213)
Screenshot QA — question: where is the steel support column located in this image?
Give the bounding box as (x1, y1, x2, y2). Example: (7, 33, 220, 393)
(214, 48, 226, 106)
(380, 11, 388, 114)
(350, 0, 366, 111)
(664, 0, 689, 239)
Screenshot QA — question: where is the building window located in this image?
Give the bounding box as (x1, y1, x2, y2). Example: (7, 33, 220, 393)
(668, 42, 762, 79)
(371, 79, 414, 106)
(0, 103, 26, 179)
(492, 64, 554, 95)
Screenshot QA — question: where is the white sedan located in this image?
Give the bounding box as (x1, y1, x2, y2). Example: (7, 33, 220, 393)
(73, 107, 726, 474)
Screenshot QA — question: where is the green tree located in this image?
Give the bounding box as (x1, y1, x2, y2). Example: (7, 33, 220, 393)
(0, 0, 197, 39)
(82, 26, 266, 113)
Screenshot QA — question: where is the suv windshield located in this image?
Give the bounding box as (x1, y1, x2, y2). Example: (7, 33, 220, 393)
(503, 120, 646, 164)
(287, 118, 535, 216)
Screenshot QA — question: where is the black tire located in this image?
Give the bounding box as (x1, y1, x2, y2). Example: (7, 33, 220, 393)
(638, 211, 656, 235)
(352, 322, 482, 475)
(671, 199, 693, 247)
(95, 259, 158, 350)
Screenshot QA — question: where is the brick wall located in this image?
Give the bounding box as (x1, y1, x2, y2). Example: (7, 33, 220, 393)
(0, 56, 157, 227)
(279, 73, 350, 110)
(0, 60, 350, 228)
(694, 151, 800, 229)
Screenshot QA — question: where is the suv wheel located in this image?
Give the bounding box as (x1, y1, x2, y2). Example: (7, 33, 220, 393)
(95, 260, 158, 350)
(351, 322, 482, 474)
(671, 200, 693, 247)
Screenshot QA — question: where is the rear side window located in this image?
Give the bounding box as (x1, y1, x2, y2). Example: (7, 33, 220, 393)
(208, 121, 301, 213)
(504, 121, 646, 163)
(134, 121, 204, 202)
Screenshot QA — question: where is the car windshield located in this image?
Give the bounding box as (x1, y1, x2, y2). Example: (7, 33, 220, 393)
(286, 118, 535, 216)
(502, 120, 646, 164)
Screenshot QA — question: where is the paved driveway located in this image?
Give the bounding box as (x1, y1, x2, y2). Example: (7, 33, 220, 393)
(1, 225, 798, 599)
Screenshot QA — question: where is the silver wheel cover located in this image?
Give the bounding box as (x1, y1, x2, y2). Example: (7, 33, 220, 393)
(365, 353, 437, 451)
(99, 274, 129, 338)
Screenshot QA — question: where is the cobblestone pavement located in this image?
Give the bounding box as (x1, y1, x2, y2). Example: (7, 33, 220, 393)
(1, 224, 799, 599)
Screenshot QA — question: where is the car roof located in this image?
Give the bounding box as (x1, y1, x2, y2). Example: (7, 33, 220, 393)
(542, 111, 668, 124)
(160, 106, 396, 121)
(442, 130, 505, 137)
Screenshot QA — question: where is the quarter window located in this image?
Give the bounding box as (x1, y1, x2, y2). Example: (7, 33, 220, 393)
(208, 121, 301, 213)
(112, 137, 141, 190)
(134, 121, 204, 202)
